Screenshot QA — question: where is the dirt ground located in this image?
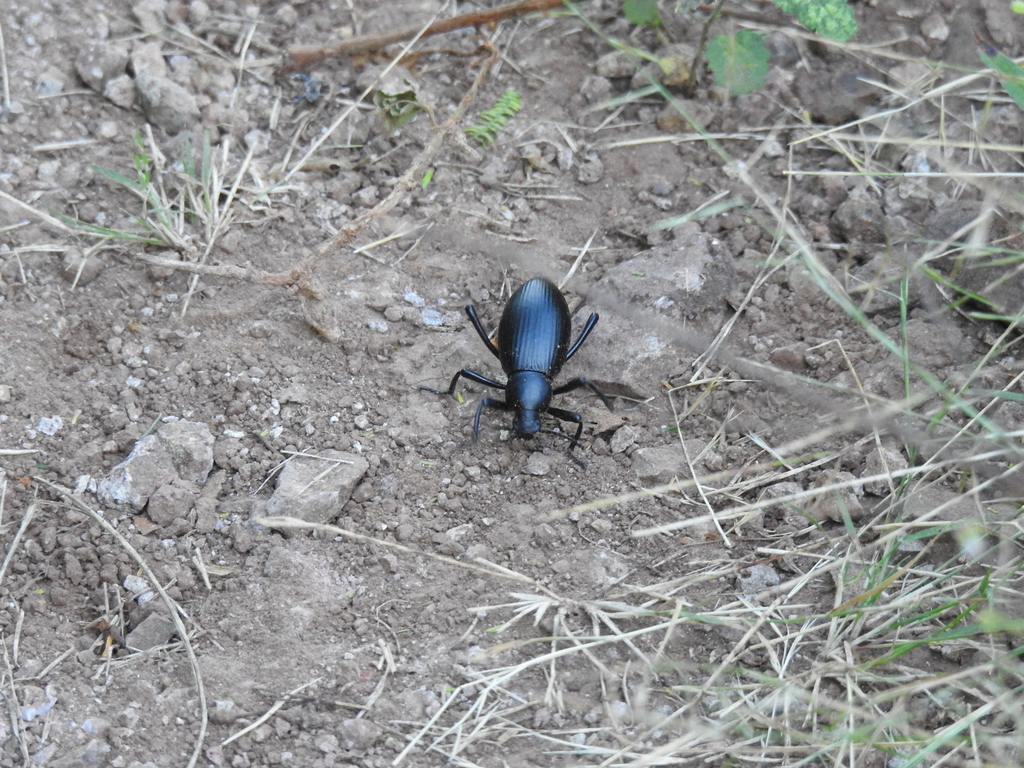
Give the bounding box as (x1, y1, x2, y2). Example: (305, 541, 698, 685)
(1, 0, 1023, 766)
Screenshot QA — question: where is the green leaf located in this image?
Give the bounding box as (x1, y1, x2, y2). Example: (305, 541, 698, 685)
(465, 90, 522, 147)
(706, 31, 769, 96)
(623, 0, 660, 26)
(773, 0, 857, 41)
(1013, 0, 1024, 13)
(91, 164, 144, 191)
(420, 169, 434, 189)
(373, 88, 422, 133)
(980, 48, 1024, 110)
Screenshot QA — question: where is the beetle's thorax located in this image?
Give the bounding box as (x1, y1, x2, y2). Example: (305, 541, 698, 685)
(506, 371, 552, 436)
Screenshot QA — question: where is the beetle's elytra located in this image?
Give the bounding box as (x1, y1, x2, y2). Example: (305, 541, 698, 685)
(421, 277, 613, 457)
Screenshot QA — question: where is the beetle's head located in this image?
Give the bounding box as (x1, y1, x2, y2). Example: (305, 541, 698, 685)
(507, 372, 551, 437)
(513, 410, 541, 437)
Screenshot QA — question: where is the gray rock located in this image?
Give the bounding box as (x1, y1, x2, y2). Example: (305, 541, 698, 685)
(19, 684, 57, 721)
(609, 425, 637, 454)
(125, 613, 177, 651)
(98, 420, 213, 511)
(131, 41, 167, 78)
(158, 420, 215, 481)
(631, 441, 706, 485)
(338, 718, 381, 750)
(805, 470, 865, 523)
(737, 563, 781, 595)
(899, 486, 978, 524)
(573, 310, 668, 400)
(576, 152, 604, 184)
(189, 0, 212, 25)
(921, 14, 949, 42)
(846, 251, 909, 313)
(982, 0, 1017, 48)
(135, 73, 200, 135)
(523, 452, 553, 476)
(103, 74, 136, 108)
(132, 0, 168, 33)
(51, 738, 110, 768)
(601, 222, 734, 323)
(862, 446, 909, 496)
(146, 480, 198, 525)
(902, 317, 969, 368)
(265, 450, 370, 525)
(75, 42, 129, 93)
(36, 68, 67, 97)
(595, 51, 635, 80)
(579, 223, 733, 398)
(833, 183, 885, 243)
(60, 247, 103, 287)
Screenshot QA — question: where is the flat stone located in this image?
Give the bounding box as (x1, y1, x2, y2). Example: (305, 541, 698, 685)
(98, 420, 213, 511)
(264, 450, 370, 525)
(805, 470, 865, 522)
(862, 446, 909, 496)
(125, 613, 177, 651)
(631, 440, 706, 485)
(75, 42, 129, 93)
(135, 73, 200, 135)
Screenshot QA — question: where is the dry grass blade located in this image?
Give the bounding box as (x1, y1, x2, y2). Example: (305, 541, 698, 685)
(222, 678, 321, 746)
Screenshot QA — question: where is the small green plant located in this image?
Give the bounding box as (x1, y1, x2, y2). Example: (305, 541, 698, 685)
(621, 0, 857, 96)
(773, 0, 857, 41)
(980, 45, 1024, 110)
(623, 0, 661, 26)
(373, 85, 423, 133)
(59, 127, 259, 307)
(465, 89, 522, 147)
(706, 29, 770, 95)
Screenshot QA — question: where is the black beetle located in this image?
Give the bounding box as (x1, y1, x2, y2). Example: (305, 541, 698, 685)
(421, 277, 612, 455)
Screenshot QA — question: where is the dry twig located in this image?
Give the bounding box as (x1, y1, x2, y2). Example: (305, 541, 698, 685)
(283, 0, 572, 73)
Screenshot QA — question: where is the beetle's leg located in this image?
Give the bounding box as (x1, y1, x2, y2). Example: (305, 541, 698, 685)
(564, 313, 599, 362)
(420, 368, 506, 397)
(553, 377, 614, 411)
(539, 427, 588, 466)
(466, 306, 500, 360)
(474, 397, 509, 442)
(547, 406, 585, 444)
(546, 406, 589, 464)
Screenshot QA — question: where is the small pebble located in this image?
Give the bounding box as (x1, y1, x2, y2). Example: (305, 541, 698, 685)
(403, 291, 425, 307)
(420, 308, 444, 327)
(737, 563, 781, 595)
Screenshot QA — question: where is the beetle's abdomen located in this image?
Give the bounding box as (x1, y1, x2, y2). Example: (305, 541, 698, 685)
(497, 278, 572, 377)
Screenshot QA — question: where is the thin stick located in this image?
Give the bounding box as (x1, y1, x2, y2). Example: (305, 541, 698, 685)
(283, 0, 571, 72)
(1, 640, 29, 763)
(0, 502, 37, 587)
(222, 678, 322, 746)
(0, 19, 10, 119)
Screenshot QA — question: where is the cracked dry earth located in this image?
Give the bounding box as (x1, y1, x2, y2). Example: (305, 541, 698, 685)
(0, 0, 1023, 766)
